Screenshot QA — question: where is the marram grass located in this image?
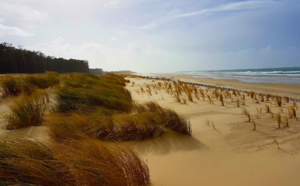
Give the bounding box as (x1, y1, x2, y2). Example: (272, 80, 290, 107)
(0, 72, 60, 97)
(47, 102, 191, 142)
(56, 73, 132, 112)
(5, 90, 49, 129)
(0, 138, 150, 185)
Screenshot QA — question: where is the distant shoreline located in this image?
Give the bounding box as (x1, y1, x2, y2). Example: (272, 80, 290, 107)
(171, 67, 300, 84)
(190, 72, 300, 84)
(146, 73, 300, 100)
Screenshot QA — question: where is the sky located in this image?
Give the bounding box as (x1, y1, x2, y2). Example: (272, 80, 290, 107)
(0, 0, 299, 73)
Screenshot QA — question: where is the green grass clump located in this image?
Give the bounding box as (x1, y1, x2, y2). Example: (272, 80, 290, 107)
(47, 101, 191, 142)
(56, 73, 132, 112)
(0, 73, 60, 98)
(0, 138, 150, 185)
(24, 75, 51, 89)
(44, 71, 60, 86)
(23, 72, 60, 89)
(5, 91, 49, 129)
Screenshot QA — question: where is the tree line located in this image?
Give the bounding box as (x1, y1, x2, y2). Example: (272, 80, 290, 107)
(0, 43, 89, 74)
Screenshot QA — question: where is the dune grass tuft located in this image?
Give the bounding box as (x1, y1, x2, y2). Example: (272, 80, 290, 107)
(56, 73, 132, 112)
(251, 119, 256, 131)
(0, 76, 22, 97)
(236, 99, 240, 107)
(276, 97, 282, 107)
(23, 72, 60, 89)
(284, 96, 289, 103)
(275, 112, 282, 128)
(242, 108, 251, 122)
(48, 101, 191, 142)
(5, 91, 49, 129)
(46, 112, 165, 142)
(264, 104, 271, 113)
(288, 107, 297, 119)
(0, 138, 150, 185)
(283, 116, 289, 127)
(0, 73, 60, 98)
(293, 102, 298, 110)
(219, 94, 224, 106)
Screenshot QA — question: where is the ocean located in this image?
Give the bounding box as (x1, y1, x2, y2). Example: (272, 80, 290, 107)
(183, 67, 300, 84)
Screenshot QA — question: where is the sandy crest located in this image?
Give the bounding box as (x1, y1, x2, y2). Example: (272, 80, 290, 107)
(126, 76, 300, 186)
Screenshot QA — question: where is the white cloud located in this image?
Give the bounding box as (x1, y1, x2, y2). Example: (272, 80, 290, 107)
(140, 0, 281, 29)
(0, 3, 49, 22)
(104, 0, 119, 8)
(0, 23, 33, 37)
(110, 37, 118, 41)
(23, 35, 300, 73)
(139, 17, 174, 30)
(26, 37, 110, 69)
(0, 0, 297, 73)
(115, 29, 128, 36)
(25, 37, 163, 72)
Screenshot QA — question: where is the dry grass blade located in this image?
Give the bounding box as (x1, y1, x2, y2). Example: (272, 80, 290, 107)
(288, 107, 297, 119)
(5, 91, 49, 129)
(251, 119, 256, 131)
(56, 73, 132, 112)
(48, 102, 191, 142)
(219, 94, 224, 106)
(264, 105, 271, 113)
(242, 108, 251, 122)
(0, 76, 22, 97)
(293, 102, 298, 110)
(276, 97, 282, 107)
(0, 139, 65, 185)
(275, 112, 282, 128)
(283, 116, 289, 127)
(0, 138, 150, 185)
(236, 99, 240, 107)
(284, 96, 289, 103)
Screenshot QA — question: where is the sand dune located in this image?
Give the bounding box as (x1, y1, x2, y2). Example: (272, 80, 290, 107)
(126, 74, 300, 186)
(0, 73, 299, 185)
(0, 94, 50, 142)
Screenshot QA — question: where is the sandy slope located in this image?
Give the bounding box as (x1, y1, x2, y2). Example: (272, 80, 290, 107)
(0, 95, 50, 143)
(0, 74, 299, 185)
(126, 75, 300, 186)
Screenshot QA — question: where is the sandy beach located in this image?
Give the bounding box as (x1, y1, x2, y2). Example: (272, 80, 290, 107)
(149, 73, 300, 99)
(0, 73, 299, 185)
(126, 73, 300, 186)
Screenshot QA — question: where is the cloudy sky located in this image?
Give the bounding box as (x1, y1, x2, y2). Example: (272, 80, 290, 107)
(0, 0, 299, 73)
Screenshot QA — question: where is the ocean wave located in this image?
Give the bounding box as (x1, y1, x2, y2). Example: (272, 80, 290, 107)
(183, 67, 300, 76)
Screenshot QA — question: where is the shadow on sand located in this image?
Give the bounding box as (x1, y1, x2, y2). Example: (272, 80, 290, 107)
(129, 130, 207, 155)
